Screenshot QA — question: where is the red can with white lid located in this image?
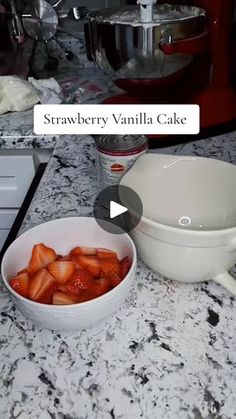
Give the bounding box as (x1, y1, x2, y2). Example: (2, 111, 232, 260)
(95, 134, 148, 190)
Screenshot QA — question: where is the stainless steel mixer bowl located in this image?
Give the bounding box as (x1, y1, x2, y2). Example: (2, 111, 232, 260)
(87, 4, 207, 83)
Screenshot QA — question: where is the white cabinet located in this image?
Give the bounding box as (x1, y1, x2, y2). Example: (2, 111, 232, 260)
(0, 156, 35, 208)
(0, 155, 36, 251)
(0, 229, 11, 250)
(0, 209, 18, 226)
(0, 149, 51, 252)
(0, 209, 18, 250)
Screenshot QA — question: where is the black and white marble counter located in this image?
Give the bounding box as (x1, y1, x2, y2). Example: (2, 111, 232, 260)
(0, 134, 236, 419)
(0, 109, 59, 149)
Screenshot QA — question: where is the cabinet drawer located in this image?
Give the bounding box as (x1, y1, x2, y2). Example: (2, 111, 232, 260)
(0, 209, 18, 229)
(0, 229, 9, 250)
(0, 156, 35, 208)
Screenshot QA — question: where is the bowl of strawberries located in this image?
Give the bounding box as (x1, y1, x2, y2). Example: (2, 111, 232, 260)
(1, 217, 137, 331)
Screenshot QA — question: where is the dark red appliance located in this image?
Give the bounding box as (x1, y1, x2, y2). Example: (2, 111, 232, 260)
(104, 0, 236, 133)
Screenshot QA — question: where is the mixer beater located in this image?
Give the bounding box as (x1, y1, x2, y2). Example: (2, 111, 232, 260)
(137, 0, 156, 22)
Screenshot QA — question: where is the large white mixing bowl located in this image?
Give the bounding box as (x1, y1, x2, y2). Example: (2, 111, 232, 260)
(120, 154, 236, 295)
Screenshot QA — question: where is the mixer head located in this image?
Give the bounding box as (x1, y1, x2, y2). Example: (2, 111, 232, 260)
(137, 0, 157, 22)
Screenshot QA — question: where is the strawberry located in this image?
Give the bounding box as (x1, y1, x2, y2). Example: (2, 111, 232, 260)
(70, 255, 83, 269)
(28, 268, 57, 303)
(108, 273, 123, 288)
(92, 277, 111, 297)
(17, 268, 29, 276)
(100, 258, 121, 277)
(120, 256, 132, 279)
(60, 255, 72, 261)
(97, 248, 118, 260)
(47, 261, 75, 284)
(58, 268, 93, 295)
(9, 272, 30, 298)
(76, 256, 100, 278)
(70, 246, 97, 256)
(52, 291, 78, 305)
(29, 243, 57, 274)
(76, 291, 96, 303)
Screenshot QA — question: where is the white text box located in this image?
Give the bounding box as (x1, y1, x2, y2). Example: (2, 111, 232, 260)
(34, 104, 200, 135)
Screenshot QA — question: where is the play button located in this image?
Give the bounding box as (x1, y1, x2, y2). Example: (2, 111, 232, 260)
(93, 185, 143, 234)
(110, 201, 128, 219)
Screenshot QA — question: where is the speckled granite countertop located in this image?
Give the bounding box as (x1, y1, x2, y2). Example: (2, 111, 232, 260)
(0, 134, 236, 419)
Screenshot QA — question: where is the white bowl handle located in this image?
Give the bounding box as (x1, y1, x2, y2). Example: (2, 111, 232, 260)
(213, 272, 236, 295)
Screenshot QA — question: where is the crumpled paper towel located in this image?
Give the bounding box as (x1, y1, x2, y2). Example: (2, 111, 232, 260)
(0, 76, 63, 115)
(28, 77, 63, 104)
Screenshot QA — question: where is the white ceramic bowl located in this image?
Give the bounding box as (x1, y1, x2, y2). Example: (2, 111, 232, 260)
(120, 154, 236, 295)
(1, 217, 137, 331)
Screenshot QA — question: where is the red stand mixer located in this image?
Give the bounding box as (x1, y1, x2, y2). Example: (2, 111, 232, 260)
(87, 0, 236, 134)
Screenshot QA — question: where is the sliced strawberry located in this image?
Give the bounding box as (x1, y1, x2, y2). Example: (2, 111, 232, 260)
(108, 273, 123, 288)
(38, 292, 56, 305)
(70, 246, 97, 256)
(120, 256, 132, 279)
(100, 258, 121, 277)
(29, 243, 57, 274)
(60, 255, 72, 261)
(28, 268, 57, 303)
(9, 272, 30, 298)
(76, 291, 96, 303)
(92, 277, 111, 297)
(70, 255, 83, 269)
(76, 256, 100, 278)
(52, 291, 78, 305)
(47, 261, 75, 284)
(97, 248, 118, 260)
(17, 268, 29, 276)
(58, 268, 93, 295)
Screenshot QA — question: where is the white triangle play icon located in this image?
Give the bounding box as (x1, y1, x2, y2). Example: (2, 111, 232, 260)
(110, 201, 128, 219)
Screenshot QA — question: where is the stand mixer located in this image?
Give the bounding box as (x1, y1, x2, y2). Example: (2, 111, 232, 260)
(87, 0, 236, 134)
